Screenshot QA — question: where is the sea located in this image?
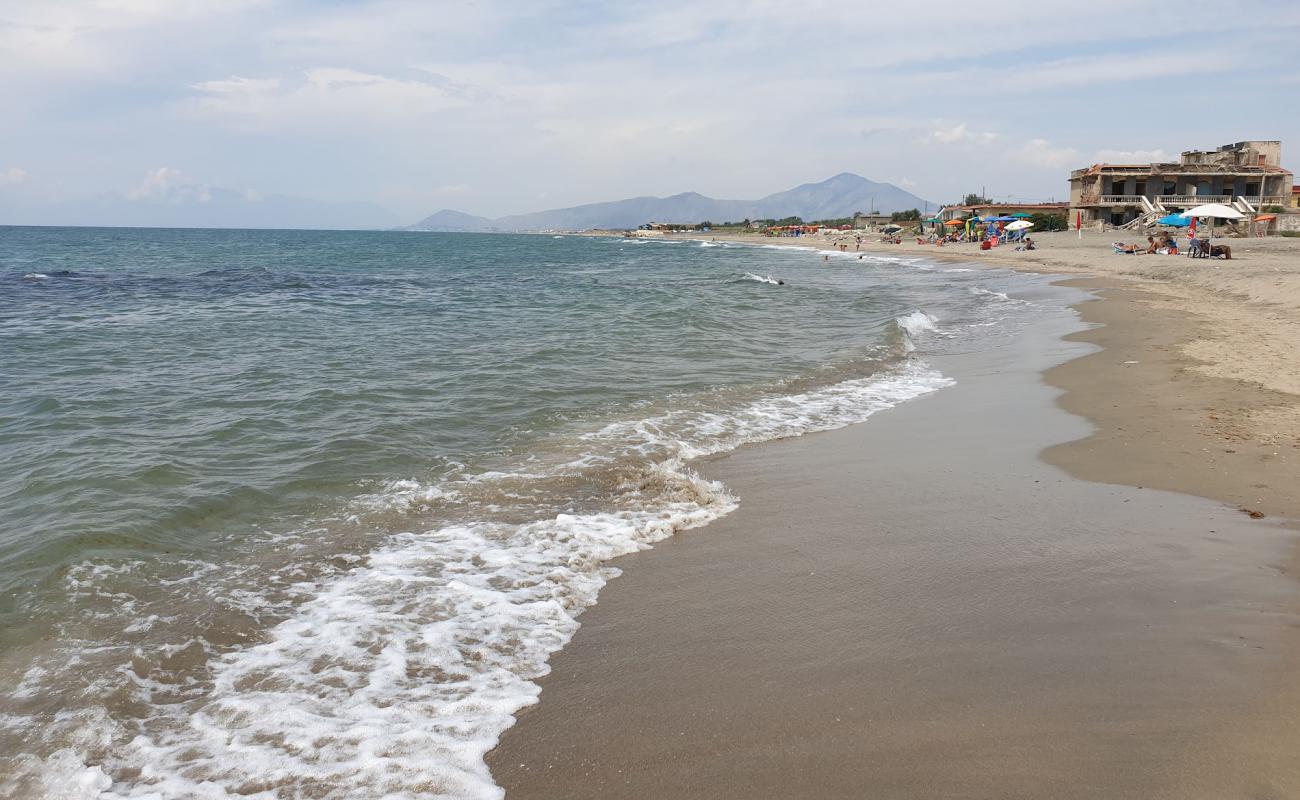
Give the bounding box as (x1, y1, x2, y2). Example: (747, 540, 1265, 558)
(0, 227, 1054, 799)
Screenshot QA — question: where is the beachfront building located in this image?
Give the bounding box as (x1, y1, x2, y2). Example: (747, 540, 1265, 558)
(1068, 141, 1294, 228)
(1292, 184, 1299, 209)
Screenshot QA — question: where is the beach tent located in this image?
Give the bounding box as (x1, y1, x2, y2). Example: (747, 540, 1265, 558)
(1179, 203, 1244, 255)
(1156, 214, 1190, 227)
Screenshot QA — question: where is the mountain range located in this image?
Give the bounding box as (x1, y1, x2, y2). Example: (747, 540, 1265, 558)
(401, 173, 933, 232)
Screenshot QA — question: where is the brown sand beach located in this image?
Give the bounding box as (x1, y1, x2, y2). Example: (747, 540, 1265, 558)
(488, 232, 1300, 797)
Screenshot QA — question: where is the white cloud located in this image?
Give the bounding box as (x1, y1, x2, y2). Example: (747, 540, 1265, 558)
(188, 68, 477, 130)
(923, 122, 998, 146)
(1094, 148, 1173, 164)
(1011, 138, 1082, 170)
(191, 75, 280, 95)
(1, 167, 29, 185)
(126, 166, 184, 199)
(121, 167, 213, 203)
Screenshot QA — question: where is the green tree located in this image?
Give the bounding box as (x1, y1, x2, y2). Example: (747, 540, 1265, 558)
(1027, 212, 1067, 232)
(963, 193, 993, 206)
(890, 208, 921, 222)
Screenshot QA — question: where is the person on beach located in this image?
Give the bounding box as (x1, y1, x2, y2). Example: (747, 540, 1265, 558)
(1147, 236, 1159, 254)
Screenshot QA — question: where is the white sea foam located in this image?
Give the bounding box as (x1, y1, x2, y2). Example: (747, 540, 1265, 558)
(29, 363, 953, 800)
(895, 310, 939, 336)
(889, 311, 945, 355)
(22, 273, 49, 280)
(741, 272, 782, 285)
(970, 287, 1029, 305)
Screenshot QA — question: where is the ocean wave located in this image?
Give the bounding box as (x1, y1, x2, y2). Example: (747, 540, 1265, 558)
(888, 311, 943, 354)
(969, 287, 1030, 305)
(12, 362, 952, 800)
(739, 272, 783, 285)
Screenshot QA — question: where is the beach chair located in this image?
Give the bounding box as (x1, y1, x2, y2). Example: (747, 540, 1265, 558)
(1187, 238, 1209, 258)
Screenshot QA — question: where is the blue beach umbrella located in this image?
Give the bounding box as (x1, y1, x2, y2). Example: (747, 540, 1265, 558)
(1156, 214, 1190, 227)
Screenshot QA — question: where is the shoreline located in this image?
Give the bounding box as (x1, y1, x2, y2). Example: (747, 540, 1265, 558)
(667, 229, 1300, 522)
(488, 273, 1300, 797)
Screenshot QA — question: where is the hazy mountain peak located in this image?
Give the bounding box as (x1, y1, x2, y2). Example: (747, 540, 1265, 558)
(402, 174, 932, 232)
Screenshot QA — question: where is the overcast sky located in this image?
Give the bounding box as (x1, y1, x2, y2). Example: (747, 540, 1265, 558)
(3, 0, 1299, 226)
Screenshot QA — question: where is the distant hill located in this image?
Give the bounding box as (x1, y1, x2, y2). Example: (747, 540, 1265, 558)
(751, 173, 925, 221)
(400, 173, 932, 232)
(406, 209, 497, 232)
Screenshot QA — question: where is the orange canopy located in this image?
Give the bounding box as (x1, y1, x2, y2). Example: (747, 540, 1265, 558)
(1255, 214, 1277, 222)
(944, 219, 965, 226)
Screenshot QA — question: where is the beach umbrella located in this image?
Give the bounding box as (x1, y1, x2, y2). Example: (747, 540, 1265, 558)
(1010, 212, 1032, 218)
(1005, 220, 1033, 231)
(944, 219, 964, 227)
(1156, 214, 1190, 227)
(881, 224, 902, 233)
(1179, 203, 1244, 255)
(1179, 203, 1244, 221)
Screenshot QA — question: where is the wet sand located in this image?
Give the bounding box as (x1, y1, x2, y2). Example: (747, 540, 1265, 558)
(1044, 277, 1300, 521)
(488, 282, 1300, 798)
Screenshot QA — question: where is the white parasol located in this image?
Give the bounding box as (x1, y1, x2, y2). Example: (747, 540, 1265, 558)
(1179, 203, 1245, 257)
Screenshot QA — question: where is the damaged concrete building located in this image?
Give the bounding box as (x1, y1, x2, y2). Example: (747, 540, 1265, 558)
(1068, 141, 1293, 228)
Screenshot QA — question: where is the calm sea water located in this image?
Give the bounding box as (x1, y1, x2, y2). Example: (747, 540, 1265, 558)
(0, 227, 1048, 798)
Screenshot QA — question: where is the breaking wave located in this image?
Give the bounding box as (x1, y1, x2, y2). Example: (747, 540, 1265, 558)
(3, 360, 951, 800)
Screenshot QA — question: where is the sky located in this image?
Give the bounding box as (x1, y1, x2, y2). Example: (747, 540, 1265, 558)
(3, 0, 1299, 227)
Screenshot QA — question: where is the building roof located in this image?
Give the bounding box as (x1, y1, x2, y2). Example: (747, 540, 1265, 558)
(949, 202, 1067, 212)
(1073, 162, 1292, 178)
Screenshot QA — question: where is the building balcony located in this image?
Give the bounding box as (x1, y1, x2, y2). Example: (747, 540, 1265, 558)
(1079, 194, 1154, 206)
(1156, 194, 1232, 206)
